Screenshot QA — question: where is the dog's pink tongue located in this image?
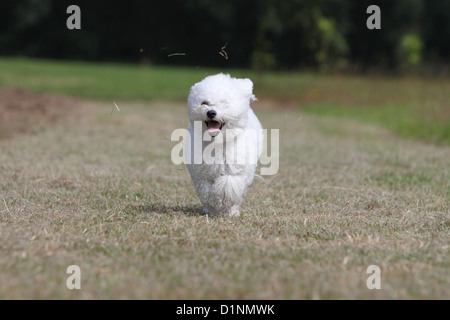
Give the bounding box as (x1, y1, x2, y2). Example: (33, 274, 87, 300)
(207, 121, 221, 133)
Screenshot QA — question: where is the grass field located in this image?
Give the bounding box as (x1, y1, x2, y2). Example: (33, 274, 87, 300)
(0, 58, 449, 299)
(0, 57, 449, 144)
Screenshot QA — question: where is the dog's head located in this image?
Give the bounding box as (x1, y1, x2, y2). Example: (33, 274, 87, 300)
(187, 73, 256, 137)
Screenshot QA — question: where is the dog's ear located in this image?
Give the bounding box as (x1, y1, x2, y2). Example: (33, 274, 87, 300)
(234, 78, 257, 102)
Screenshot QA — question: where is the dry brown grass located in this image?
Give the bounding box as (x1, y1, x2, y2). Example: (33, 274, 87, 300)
(0, 88, 86, 139)
(0, 97, 448, 299)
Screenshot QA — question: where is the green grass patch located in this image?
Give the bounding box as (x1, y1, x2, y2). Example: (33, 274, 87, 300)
(0, 57, 449, 144)
(0, 57, 224, 100)
(301, 102, 450, 145)
(0, 57, 315, 100)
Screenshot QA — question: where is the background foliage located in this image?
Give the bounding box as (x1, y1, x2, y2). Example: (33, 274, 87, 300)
(1, 0, 449, 72)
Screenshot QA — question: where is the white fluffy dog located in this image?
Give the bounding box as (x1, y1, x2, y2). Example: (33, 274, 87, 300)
(186, 73, 262, 217)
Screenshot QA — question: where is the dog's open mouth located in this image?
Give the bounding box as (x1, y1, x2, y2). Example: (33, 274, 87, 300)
(205, 120, 224, 136)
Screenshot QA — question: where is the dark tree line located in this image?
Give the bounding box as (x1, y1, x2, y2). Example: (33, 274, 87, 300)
(0, 0, 449, 72)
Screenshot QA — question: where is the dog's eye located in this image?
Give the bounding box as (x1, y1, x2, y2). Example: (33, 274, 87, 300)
(201, 101, 211, 106)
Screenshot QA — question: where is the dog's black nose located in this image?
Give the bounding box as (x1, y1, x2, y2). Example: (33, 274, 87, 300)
(206, 110, 217, 119)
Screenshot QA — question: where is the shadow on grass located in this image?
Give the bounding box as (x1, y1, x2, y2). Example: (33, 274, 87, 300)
(126, 203, 204, 216)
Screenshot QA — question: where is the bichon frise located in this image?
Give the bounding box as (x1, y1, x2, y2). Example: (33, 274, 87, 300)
(186, 73, 263, 217)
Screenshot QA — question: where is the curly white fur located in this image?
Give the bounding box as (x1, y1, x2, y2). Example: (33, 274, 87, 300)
(186, 73, 263, 216)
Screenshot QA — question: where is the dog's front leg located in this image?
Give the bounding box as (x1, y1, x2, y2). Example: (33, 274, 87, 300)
(223, 204, 241, 217)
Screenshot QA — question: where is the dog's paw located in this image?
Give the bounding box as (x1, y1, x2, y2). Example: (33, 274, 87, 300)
(227, 210, 240, 217)
(224, 205, 240, 217)
(201, 206, 240, 217)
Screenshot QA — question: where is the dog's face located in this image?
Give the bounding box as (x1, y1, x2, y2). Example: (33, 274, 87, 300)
(187, 73, 256, 137)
